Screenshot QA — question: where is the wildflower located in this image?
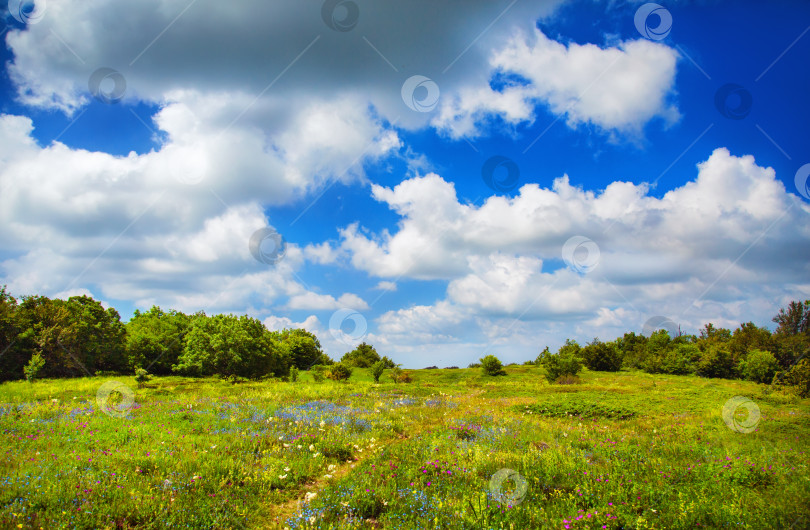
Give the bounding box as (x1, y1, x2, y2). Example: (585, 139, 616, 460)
(309, 444, 315, 451)
(305, 492, 317, 502)
(327, 464, 336, 471)
(284, 467, 291, 472)
(279, 474, 287, 479)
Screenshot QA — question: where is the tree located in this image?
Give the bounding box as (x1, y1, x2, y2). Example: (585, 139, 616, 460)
(23, 352, 45, 382)
(134, 368, 152, 388)
(696, 344, 734, 378)
(371, 361, 385, 383)
(616, 332, 648, 369)
(14, 294, 127, 378)
(728, 322, 775, 365)
(271, 328, 324, 370)
(0, 286, 23, 382)
(772, 300, 810, 336)
(539, 343, 583, 383)
(739, 349, 779, 384)
(480, 355, 506, 376)
(126, 306, 190, 375)
(341, 342, 381, 368)
(174, 314, 288, 378)
(580, 338, 623, 372)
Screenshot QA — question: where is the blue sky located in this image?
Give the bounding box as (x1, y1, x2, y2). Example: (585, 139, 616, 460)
(1, 0, 808, 367)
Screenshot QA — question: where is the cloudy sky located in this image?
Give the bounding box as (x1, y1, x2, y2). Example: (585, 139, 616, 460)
(1, 0, 809, 367)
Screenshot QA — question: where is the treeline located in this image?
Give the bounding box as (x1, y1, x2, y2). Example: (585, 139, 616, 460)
(531, 300, 810, 396)
(0, 287, 392, 382)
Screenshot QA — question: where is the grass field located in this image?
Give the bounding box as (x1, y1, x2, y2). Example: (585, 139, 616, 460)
(1, 367, 808, 529)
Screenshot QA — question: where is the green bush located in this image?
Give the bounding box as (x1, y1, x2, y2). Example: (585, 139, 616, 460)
(326, 363, 352, 381)
(775, 358, 810, 397)
(480, 355, 506, 376)
(289, 365, 299, 383)
(740, 349, 779, 383)
(341, 342, 382, 368)
(539, 342, 583, 383)
(371, 361, 385, 383)
(696, 344, 735, 378)
(134, 368, 151, 388)
(580, 338, 623, 372)
(23, 353, 45, 383)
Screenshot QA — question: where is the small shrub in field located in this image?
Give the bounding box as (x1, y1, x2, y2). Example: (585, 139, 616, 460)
(23, 353, 46, 383)
(539, 342, 583, 383)
(311, 368, 325, 383)
(322, 443, 354, 461)
(445, 366, 459, 369)
(289, 366, 299, 382)
(326, 363, 352, 381)
(554, 374, 581, 385)
(452, 424, 479, 440)
(467, 362, 481, 368)
(740, 349, 779, 383)
(423, 365, 438, 369)
(480, 355, 506, 376)
(371, 361, 385, 383)
(134, 368, 151, 388)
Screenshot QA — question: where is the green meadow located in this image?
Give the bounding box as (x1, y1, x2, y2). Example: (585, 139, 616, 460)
(1, 367, 808, 529)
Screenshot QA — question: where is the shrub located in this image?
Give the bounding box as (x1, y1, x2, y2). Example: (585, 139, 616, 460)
(740, 349, 779, 383)
(311, 366, 325, 383)
(539, 342, 583, 383)
(289, 365, 299, 383)
(23, 353, 45, 383)
(389, 365, 412, 383)
(467, 362, 481, 368)
(775, 358, 810, 397)
(696, 344, 735, 378)
(326, 363, 352, 381)
(554, 374, 581, 385)
(580, 338, 623, 372)
(423, 365, 438, 370)
(480, 355, 507, 376)
(371, 361, 385, 383)
(445, 366, 459, 369)
(134, 368, 151, 388)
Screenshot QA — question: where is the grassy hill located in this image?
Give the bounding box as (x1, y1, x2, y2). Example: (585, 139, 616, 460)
(1, 367, 808, 528)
